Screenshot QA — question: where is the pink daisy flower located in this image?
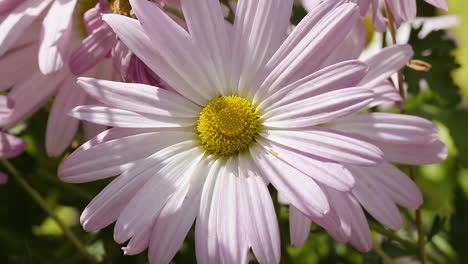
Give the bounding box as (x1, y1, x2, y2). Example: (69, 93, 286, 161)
(0, 0, 112, 155)
(301, 0, 448, 31)
(0, 0, 163, 155)
(288, 44, 447, 251)
(59, 0, 445, 262)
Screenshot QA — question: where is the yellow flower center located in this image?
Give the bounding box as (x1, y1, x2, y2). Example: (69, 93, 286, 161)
(197, 95, 262, 157)
(110, 0, 133, 17)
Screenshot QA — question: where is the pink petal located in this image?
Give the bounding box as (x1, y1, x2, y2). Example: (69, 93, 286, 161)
(59, 131, 194, 183)
(0, 43, 38, 91)
(0, 0, 51, 56)
(348, 165, 403, 230)
(360, 44, 413, 88)
(289, 205, 312, 247)
(257, 1, 359, 98)
(216, 158, 249, 264)
(326, 188, 372, 252)
(364, 162, 423, 209)
(262, 87, 374, 128)
(375, 140, 448, 165)
(0, 0, 25, 14)
(0, 69, 64, 128)
(113, 147, 203, 245)
(69, 105, 195, 128)
(38, 0, 77, 74)
(79, 141, 197, 232)
(128, 0, 218, 103)
(329, 113, 439, 145)
(250, 144, 330, 218)
(77, 78, 200, 117)
(392, 0, 417, 21)
(368, 81, 402, 107)
(321, 20, 367, 67)
(0, 132, 26, 159)
(257, 139, 355, 191)
(46, 75, 86, 156)
(231, 0, 293, 97)
(262, 127, 383, 166)
(0, 95, 14, 116)
(258, 60, 368, 111)
(196, 160, 223, 264)
(69, 24, 116, 75)
(103, 13, 208, 106)
(148, 161, 208, 263)
(181, 0, 231, 95)
(237, 155, 281, 264)
(424, 0, 448, 10)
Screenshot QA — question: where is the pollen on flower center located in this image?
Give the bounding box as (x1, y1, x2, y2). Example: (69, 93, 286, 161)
(197, 95, 262, 157)
(110, 0, 133, 17)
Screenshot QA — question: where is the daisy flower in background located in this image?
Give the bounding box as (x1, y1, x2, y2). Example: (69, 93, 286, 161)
(0, 96, 26, 183)
(0, 0, 167, 156)
(301, 0, 448, 31)
(59, 0, 446, 263)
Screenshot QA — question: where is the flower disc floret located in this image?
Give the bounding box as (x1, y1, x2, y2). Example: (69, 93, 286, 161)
(197, 95, 261, 157)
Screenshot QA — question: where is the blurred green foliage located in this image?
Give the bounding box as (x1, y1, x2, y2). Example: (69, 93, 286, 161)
(1, 1, 468, 264)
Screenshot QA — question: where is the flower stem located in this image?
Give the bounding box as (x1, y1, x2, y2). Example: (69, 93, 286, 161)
(1, 159, 98, 264)
(383, 0, 406, 110)
(383, 2, 427, 264)
(373, 237, 395, 264)
(410, 166, 427, 264)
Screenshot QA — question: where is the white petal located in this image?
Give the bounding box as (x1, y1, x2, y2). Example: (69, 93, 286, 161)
(326, 188, 372, 252)
(60, 131, 194, 183)
(79, 141, 198, 232)
(360, 44, 413, 88)
(0, 69, 64, 128)
(375, 140, 448, 165)
(148, 159, 209, 263)
(250, 144, 330, 218)
(362, 162, 423, 209)
(258, 139, 355, 191)
(0, 43, 38, 91)
(38, 0, 77, 74)
(231, 0, 293, 97)
(46, 74, 86, 156)
(0, 0, 51, 56)
(216, 158, 249, 264)
(196, 159, 224, 264)
(329, 113, 439, 145)
(181, 0, 231, 95)
(348, 165, 403, 230)
(70, 105, 195, 128)
(128, 0, 218, 103)
(102, 14, 209, 106)
(0, 132, 26, 159)
(77, 77, 201, 117)
(113, 146, 204, 244)
(258, 60, 368, 112)
(256, 2, 359, 99)
(238, 155, 280, 264)
(289, 205, 312, 247)
(263, 128, 383, 166)
(262, 87, 374, 128)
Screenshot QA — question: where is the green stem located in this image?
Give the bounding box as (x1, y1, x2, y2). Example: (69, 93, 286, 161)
(410, 167, 427, 264)
(373, 237, 395, 264)
(383, 2, 426, 264)
(164, 5, 185, 21)
(1, 159, 98, 264)
(370, 222, 417, 250)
